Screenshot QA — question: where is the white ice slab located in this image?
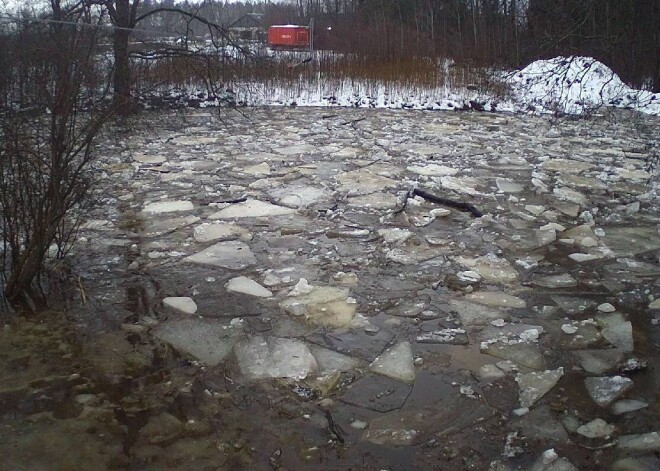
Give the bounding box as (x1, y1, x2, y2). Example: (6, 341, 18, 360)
(209, 199, 296, 219)
(163, 297, 198, 315)
(280, 284, 358, 328)
(142, 200, 194, 214)
(585, 376, 633, 407)
(465, 291, 526, 308)
(153, 319, 241, 366)
(225, 276, 273, 298)
(369, 341, 415, 383)
(516, 368, 564, 408)
(193, 222, 250, 243)
(407, 164, 459, 177)
(185, 241, 256, 269)
(234, 336, 318, 380)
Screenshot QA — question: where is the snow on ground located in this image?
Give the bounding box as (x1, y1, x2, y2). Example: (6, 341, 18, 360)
(141, 55, 660, 117)
(144, 78, 508, 112)
(507, 56, 660, 115)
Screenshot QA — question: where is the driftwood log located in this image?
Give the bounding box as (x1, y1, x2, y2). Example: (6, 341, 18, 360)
(411, 188, 483, 218)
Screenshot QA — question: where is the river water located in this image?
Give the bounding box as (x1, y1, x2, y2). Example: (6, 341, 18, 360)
(2, 107, 659, 470)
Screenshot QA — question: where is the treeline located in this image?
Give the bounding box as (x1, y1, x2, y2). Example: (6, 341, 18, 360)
(3, 1, 657, 90)
(299, 0, 660, 92)
(135, 0, 658, 91)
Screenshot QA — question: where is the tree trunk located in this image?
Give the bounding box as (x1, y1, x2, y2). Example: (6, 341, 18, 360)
(4, 233, 51, 310)
(109, 0, 136, 114)
(113, 27, 132, 114)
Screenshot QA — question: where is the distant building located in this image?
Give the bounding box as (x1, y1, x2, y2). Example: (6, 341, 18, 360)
(268, 25, 311, 49)
(228, 13, 266, 42)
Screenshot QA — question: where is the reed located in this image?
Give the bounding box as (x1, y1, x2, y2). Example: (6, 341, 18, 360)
(135, 48, 511, 105)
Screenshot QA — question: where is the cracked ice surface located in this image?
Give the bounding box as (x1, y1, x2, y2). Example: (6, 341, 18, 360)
(70, 106, 660, 469)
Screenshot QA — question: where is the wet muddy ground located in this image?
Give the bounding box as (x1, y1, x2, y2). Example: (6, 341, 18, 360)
(2, 107, 660, 470)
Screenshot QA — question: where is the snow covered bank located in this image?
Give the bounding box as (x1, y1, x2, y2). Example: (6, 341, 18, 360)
(140, 56, 659, 116)
(507, 56, 660, 116)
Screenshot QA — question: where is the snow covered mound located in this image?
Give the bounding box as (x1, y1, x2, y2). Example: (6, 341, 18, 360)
(509, 56, 660, 115)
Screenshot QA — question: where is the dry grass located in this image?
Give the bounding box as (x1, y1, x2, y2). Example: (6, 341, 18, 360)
(135, 49, 511, 102)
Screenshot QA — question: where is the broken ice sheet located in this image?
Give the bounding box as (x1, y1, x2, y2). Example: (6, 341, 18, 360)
(336, 168, 398, 195)
(144, 215, 200, 237)
(153, 318, 242, 367)
(242, 162, 270, 176)
(133, 153, 166, 164)
(340, 375, 413, 413)
(385, 297, 429, 318)
(268, 184, 330, 208)
(385, 244, 449, 265)
(542, 159, 594, 174)
(362, 394, 493, 445)
(584, 375, 634, 407)
(529, 449, 578, 471)
(575, 349, 625, 375)
(551, 296, 596, 315)
(308, 345, 360, 375)
(480, 325, 546, 370)
(193, 222, 250, 243)
(272, 144, 317, 155)
(616, 432, 660, 451)
(450, 299, 510, 326)
(234, 336, 318, 380)
(569, 253, 602, 262)
(347, 192, 399, 210)
(368, 341, 415, 383)
(516, 368, 564, 408)
(416, 328, 469, 345)
(576, 418, 614, 439)
(439, 175, 481, 195)
(162, 297, 198, 315)
(454, 254, 518, 284)
(208, 199, 296, 219)
(547, 321, 601, 349)
(280, 283, 358, 329)
(552, 186, 587, 206)
(142, 200, 194, 214)
(611, 399, 648, 415)
(464, 291, 526, 309)
(601, 320, 634, 352)
(533, 274, 578, 289)
(377, 228, 413, 245)
(185, 240, 256, 270)
(407, 163, 459, 177)
(600, 227, 660, 256)
(513, 405, 569, 442)
(496, 177, 524, 193)
(225, 276, 273, 298)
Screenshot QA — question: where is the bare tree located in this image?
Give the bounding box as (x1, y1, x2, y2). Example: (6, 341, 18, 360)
(0, 1, 116, 309)
(92, 0, 237, 114)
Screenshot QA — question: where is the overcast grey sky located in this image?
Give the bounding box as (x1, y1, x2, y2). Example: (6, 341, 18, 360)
(1, 0, 272, 13)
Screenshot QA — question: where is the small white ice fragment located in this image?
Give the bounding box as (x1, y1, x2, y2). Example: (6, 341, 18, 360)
(289, 278, 313, 296)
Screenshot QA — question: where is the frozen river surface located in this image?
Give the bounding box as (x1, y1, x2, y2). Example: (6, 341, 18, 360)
(2, 107, 660, 470)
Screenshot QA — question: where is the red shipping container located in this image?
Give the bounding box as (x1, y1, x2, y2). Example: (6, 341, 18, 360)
(268, 25, 310, 48)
